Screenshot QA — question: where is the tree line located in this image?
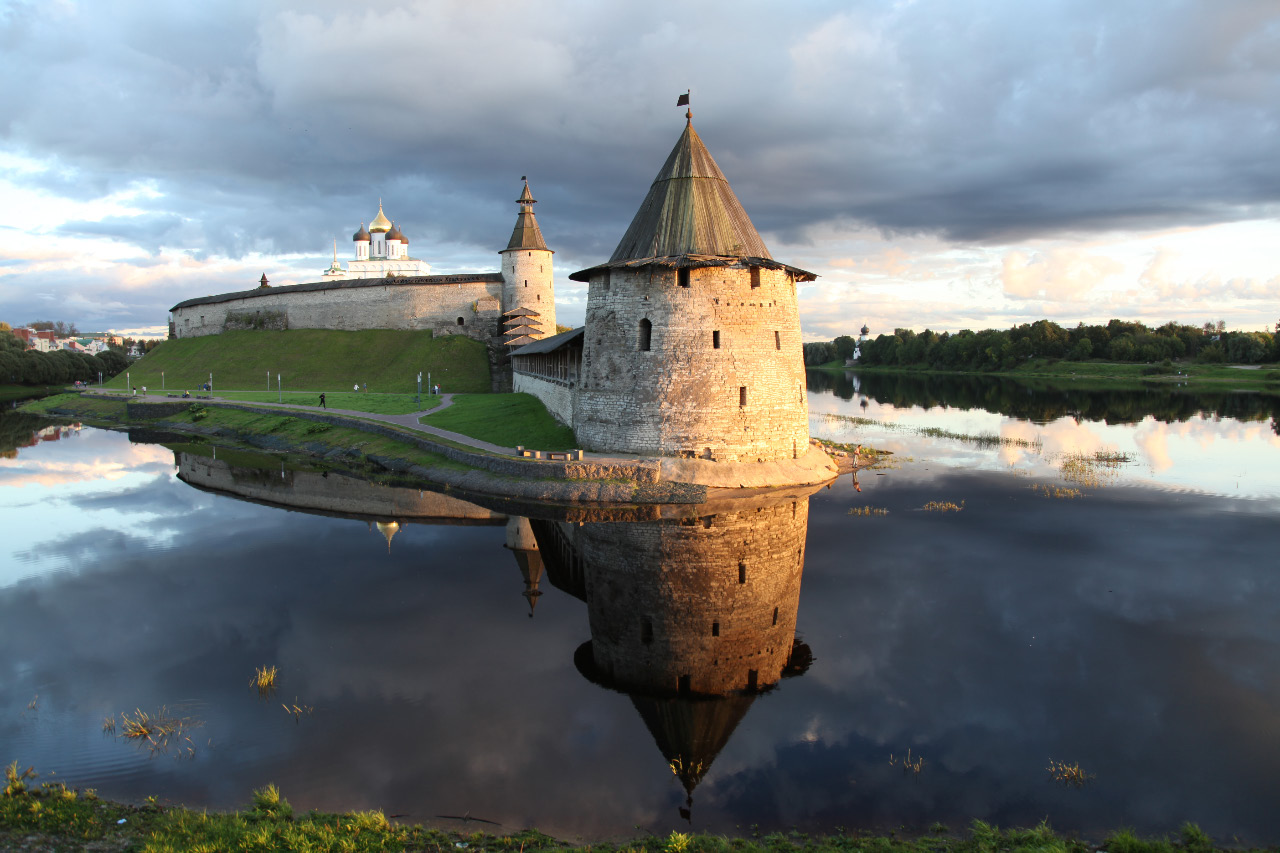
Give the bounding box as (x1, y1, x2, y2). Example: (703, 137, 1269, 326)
(0, 330, 129, 386)
(804, 320, 1279, 370)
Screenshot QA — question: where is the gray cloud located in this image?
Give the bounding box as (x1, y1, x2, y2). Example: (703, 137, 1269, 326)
(3, 1, 1279, 328)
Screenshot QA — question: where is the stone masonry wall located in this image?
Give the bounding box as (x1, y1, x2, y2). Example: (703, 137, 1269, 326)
(576, 497, 809, 695)
(171, 278, 503, 342)
(513, 373, 575, 426)
(574, 264, 810, 463)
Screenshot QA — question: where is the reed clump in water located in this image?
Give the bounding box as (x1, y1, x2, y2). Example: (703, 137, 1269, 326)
(252, 665, 278, 697)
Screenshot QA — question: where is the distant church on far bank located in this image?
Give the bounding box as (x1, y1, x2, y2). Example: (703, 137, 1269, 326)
(169, 182, 555, 347)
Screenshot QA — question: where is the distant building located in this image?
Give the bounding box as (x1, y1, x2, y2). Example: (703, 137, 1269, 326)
(322, 201, 433, 280)
(169, 183, 555, 345)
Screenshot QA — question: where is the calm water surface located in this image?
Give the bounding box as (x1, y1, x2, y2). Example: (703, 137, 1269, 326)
(1, 377, 1278, 842)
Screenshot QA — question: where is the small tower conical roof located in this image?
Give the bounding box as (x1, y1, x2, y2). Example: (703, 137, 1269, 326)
(608, 118, 771, 263)
(503, 178, 550, 252)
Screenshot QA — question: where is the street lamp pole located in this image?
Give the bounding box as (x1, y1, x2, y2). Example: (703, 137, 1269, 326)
(278, 373, 282, 403)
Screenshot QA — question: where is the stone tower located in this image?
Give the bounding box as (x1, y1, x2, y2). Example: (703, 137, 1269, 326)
(500, 179, 556, 341)
(567, 497, 815, 809)
(570, 113, 817, 463)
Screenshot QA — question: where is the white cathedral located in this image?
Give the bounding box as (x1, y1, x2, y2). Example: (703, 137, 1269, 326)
(321, 200, 432, 280)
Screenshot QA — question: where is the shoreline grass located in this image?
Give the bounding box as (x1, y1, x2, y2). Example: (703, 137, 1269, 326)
(1, 778, 1265, 853)
(813, 360, 1280, 392)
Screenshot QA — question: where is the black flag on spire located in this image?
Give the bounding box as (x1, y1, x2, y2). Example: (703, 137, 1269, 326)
(676, 91, 690, 106)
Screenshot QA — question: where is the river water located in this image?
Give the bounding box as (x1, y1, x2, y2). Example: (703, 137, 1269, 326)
(2, 375, 1278, 842)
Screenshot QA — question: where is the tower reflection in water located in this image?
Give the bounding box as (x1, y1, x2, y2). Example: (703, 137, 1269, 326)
(173, 445, 813, 819)
(531, 496, 815, 819)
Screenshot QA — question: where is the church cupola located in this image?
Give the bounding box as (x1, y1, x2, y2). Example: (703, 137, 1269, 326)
(386, 222, 406, 259)
(353, 222, 370, 261)
(369, 202, 392, 233)
(500, 177, 555, 340)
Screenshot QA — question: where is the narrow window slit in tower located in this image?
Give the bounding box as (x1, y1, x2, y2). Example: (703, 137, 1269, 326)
(678, 268, 690, 288)
(638, 318, 652, 352)
(712, 622, 720, 637)
(678, 674, 692, 695)
(775, 330, 781, 350)
(641, 619, 654, 644)
(739, 386, 747, 407)
(746, 670, 759, 691)
(738, 562, 747, 584)
(713, 330, 721, 349)
(750, 266, 761, 288)
(772, 607, 779, 626)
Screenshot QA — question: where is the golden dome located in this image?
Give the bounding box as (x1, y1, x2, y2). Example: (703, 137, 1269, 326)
(375, 521, 400, 552)
(369, 200, 393, 233)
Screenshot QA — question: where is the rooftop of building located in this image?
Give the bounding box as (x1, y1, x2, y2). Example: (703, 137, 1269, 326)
(570, 114, 815, 283)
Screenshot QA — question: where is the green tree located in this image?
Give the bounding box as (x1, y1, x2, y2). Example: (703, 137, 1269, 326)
(832, 335, 857, 361)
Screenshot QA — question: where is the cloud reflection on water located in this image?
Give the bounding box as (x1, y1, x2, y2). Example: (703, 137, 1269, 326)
(2, 411, 1280, 841)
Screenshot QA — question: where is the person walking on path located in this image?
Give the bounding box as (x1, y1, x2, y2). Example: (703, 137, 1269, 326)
(319, 393, 326, 409)
(353, 383, 359, 392)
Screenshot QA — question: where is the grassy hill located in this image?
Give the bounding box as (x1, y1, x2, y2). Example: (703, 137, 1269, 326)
(106, 330, 491, 393)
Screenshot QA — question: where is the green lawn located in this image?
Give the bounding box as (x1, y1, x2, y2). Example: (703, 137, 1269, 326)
(103, 329, 491, 394)
(420, 393, 576, 450)
(0, 777, 1246, 853)
(215, 390, 439, 415)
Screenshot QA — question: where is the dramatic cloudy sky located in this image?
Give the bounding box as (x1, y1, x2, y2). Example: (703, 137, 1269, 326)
(2, 0, 1278, 338)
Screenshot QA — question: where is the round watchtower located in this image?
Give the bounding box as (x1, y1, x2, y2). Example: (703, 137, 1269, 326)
(570, 116, 816, 463)
(500, 179, 555, 343)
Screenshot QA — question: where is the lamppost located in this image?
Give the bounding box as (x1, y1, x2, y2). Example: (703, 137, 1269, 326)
(277, 373, 282, 403)
(416, 371, 422, 405)
(209, 372, 213, 395)
(161, 371, 165, 391)
(267, 370, 271, 391)
(127, 370, 130, 393)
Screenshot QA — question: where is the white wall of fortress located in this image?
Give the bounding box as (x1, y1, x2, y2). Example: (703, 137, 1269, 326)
(171, 278, 505, 342)
(513, 372, 576, 426)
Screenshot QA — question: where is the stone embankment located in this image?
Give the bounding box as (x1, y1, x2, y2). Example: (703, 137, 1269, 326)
(67, 393, 839, 504)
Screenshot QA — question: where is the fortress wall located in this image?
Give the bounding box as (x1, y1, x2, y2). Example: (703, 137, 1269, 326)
(513, 373, 575, 427)
(577, 498, 809, 695)
(574, 265, 810, 462)
(171, 279, 504, 341)
(176, 452, 507, 521)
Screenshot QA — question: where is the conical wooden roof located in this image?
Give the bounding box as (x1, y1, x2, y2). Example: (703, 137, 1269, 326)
(609, 120, 771, 263)
(504, 179, 550, 252)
